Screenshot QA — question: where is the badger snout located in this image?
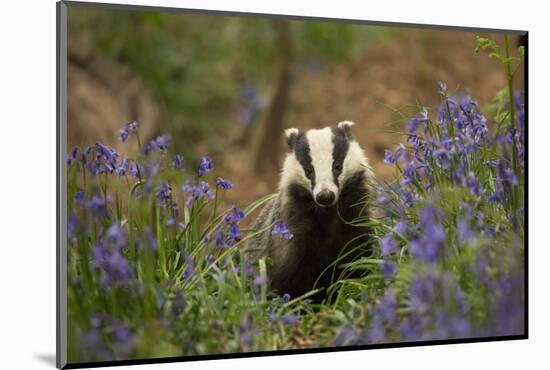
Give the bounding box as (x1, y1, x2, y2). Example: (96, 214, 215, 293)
(315, 189, 336, 207)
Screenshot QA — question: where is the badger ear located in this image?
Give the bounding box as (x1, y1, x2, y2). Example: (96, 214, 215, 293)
(337, 120, 354, 140)
(285, 128, 300, 150)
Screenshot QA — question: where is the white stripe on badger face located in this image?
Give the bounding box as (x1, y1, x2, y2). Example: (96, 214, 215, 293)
(306, 128, 339, 201)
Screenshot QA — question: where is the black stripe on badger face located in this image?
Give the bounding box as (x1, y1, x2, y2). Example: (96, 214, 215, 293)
(293, 131, 316, 190)
(331, 127, 350, 187)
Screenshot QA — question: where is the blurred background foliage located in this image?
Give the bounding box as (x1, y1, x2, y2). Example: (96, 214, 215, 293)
(67, 4, 523, 209)
(69, 7, 394, 158)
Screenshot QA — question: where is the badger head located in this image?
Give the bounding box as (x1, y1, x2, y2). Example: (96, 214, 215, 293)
(280, 121, 373, 208)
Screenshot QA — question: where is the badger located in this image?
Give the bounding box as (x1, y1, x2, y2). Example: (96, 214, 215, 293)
(251, 121, 375, 303)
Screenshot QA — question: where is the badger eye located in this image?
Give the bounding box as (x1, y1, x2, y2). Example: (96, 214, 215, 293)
(304, 167, 314, 177)
(334, 163, 342, 172)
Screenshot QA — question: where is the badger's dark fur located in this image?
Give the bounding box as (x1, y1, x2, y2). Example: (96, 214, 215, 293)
(250, 121, 375, 303)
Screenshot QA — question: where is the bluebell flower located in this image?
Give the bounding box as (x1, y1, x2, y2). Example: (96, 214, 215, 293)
(172, 154, 185, 170)
(381, 234, 398, 256)
(266, 306, 278, 322)
(183, 181, 214, 207)
(92, 241, 133, 290)
(183, 254, 195, 281)
(406, 107, 429, 134)
(67, 147, 78, 166)
(116, 160, 129, 176)
(67, 214, 80, 242)
(253, 274, 266, 286)
(171, 290, 185, 318)
(75, 190, 85, 204)
(96, 142, 120, 165)
(383, 150, 396, 164)
(272, 222, 294, 240)
(282, 293, 291, 303)
(216, 177, 233, 190)
(457, 218, 475, 245)
(143, 134, 171, 154)
(85, 195, 110, 221)
(106, 224, 128, 250)
(224, 206, 245, 224)
(380, 261, 398, 280)
(198, 156, 213, 177)
(402, 190, 419, 208)
(394, 221, 408, 235)
(465, 172, 483, 196)
(119, 121, 137, 143)
(182, 180, 194, 196)
(281, 314, 299, 325)
(110, 321, 135, 357)
(228, 223, 243, 243)
(410, 204, 446, 263)
(156, 182, 171, 202)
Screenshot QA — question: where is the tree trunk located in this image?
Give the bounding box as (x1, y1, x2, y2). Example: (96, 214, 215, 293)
(251, 20, 293, 174)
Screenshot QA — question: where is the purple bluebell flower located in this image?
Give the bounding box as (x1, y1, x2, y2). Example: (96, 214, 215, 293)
(171, 290, 185, 317)
(253, 274, 266, 286)
(183, 181, 214, 207)
(394, 221, 408, 235)
(465, 172, 483, 196)
(381, 234, 398, 256)
(383, 150, 396, 164)
(110, 321, 135, 357)
(457, 218, 475, 245)
(224, 206, 245, 224)
(116, 160, 130, 176)
(198, 156, 213, 177)
(106, 224, 128, 250)
(282, 293, 291, 303)
(156, 182, 171, 202)
(402, 190, 419, 208)
(282, 314, 299, 325)
(216, 177, 233, 190)
(272, 222, 294, 240)
(172, 154, 185, 170)
(406, 107, 429, 134)
(75, 190, 85, 204)
(182, 180, 194, 196)
(143, 134, 171, 154)
(119, 121, 137, 143)
(410, 204, 446, 263)
(399, 315, 422, 341)
(92, 241, 133, 290)
(183, 254, 195, 281)
(67, 147, 78, 166)
(228, 223, 243, 243)
(67, 214, 80, 242)
(380, 261, 398, 280)
(85, 195, 110, 221)
(96, 142, 120, 165)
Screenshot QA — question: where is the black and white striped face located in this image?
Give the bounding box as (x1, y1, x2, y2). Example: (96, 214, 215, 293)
(280, 121, 371, 207)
